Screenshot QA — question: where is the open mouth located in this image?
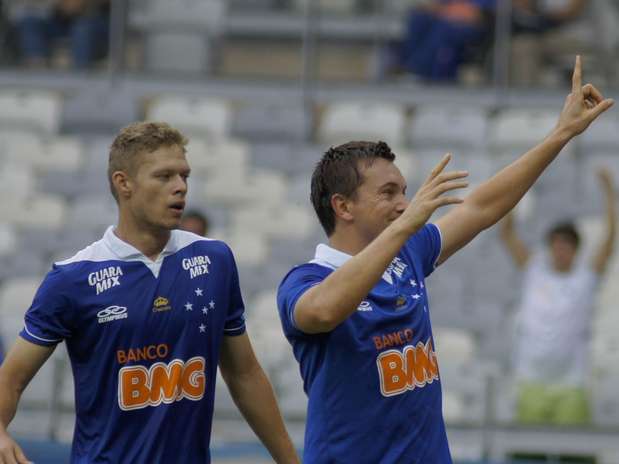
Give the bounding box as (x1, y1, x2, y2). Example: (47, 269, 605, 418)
(169, 202, 185, 214)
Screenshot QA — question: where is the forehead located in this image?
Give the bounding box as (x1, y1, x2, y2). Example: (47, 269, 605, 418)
(136, 145, 189, 172)
(358, 158, 405, 188)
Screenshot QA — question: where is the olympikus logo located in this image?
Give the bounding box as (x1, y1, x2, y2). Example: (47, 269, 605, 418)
(88, 266, 123, 295)
(182, 255, 211, 279)
(118, 357, 206, 411)
(97, 305, 128, 324)
(376, 338, 439, 397)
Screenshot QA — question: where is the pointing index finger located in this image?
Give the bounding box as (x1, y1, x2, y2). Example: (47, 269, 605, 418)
(572, 55, 582, 94)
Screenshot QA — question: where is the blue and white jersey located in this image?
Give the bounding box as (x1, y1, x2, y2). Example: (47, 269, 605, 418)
(277, 224, 451, 464)
(20, 226, 245, 464)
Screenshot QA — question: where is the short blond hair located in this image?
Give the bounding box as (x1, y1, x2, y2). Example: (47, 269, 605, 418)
(108, 121, 188, 201)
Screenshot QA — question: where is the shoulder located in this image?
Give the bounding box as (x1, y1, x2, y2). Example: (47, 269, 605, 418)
(279, 262, 332, 290)
(172, 230, 235, 260)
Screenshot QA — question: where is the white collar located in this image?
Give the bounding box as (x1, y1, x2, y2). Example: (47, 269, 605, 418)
(310, 243, 352, 270)
(103, 226, 178, 261)
(311, 243, 394, 284)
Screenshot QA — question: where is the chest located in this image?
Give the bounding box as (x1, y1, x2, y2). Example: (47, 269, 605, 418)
(344, 263, 433, 350)
(73, 260, 229, 342)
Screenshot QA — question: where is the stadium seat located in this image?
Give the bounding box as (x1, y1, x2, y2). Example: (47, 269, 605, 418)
(318, 101, 406, 146)
(229, 0, 278, 11)
(0, 251, 48, 281)
(0, 164, 36, 202)
(147, 96, 232, 138)
(0, 224, 17, 257)
(226, 232, 269, 267)
(0, 277, 41, 322)
(67, 196, 117, 232)
(13, 195, 67, 231)
(490, 109, 559, 150)
(0, 90, 62, 134)
(592, 370, 619, 426)
(580, 114, 619, 151)
(232, 103, 309, 142)
(291, 0, 358, 15)
(231, 204, 314, 241)
(433, 327, 477, 366)
(408, 106, 489, 150)
(133, 0, 225, 29)
(185, 137, 250, 175)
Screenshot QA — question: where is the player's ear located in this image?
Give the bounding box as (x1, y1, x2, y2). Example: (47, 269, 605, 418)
(112, 171, 133, 200)
(331, 193, 354, 222)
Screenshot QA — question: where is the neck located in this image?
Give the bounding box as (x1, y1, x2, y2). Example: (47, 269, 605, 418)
(328, 227, 370, 256)
(115, 216, 171, 261)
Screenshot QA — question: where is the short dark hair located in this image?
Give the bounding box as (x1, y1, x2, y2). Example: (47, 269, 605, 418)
(108, 121, 188, 202)
(181, 210, 210, 236)
(546, 221, 580, 248)
(310, 141, 396, 236)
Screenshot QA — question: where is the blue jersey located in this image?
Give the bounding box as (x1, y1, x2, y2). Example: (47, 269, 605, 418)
(20, 227, 246, 463)
(277, 224, 451, 463)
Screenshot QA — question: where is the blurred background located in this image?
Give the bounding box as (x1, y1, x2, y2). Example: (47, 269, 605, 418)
(1, 0, 619, 462)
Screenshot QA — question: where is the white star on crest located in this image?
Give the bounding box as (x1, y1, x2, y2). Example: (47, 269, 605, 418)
(199, 324, 206, 333)
(420, 282, 424, 289)
(412, 294, 421, 300)
(209, 300, 215, 309)
(410, 279, 417, 287)
(202, 307, 208, 315)
(185, 302, 193, 311)
(195, 288, 203, 296)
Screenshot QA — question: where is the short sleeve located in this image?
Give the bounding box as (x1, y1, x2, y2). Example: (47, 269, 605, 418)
(404, 223, 442, 277)
(277, 264, 328, 337)
(20, 266, 75, 346)
(223, 246, 246, 337)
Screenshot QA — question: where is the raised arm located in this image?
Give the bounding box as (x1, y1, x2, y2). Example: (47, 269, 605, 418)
(294, 155, 468, 334)
(499, 212, 531, 269)
(592, 167, 617, 274)
(435, 56, 614, 265)
(0, 338, 55, 464)
(218, 333, 299, 464)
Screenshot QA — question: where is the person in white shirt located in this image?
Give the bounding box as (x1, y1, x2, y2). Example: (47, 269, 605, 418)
(500, 168, 616, 424)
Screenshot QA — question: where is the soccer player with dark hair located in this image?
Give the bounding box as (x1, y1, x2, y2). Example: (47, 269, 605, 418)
(0, 122, 299, 463)
(277, 57, 613, 462)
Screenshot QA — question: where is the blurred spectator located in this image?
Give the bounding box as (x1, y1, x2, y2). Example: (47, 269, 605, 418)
(179, 210, 210, 236)
(500, 168, 616, 425)
(12, 0, 110, 69)
(393, 0, 497, 81)
(510, 0, 588, 86)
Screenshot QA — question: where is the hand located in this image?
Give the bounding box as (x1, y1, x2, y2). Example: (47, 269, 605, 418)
(0, 432, 32, 464)
(555, 56, 614, 138)
(395, 154, 468, 235)
(597, 167, 615, 194)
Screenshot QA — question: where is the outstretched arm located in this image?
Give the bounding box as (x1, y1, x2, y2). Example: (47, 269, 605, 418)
(435, 56, 614, 265)
(219, 333, 299, 464)
(499, 212, 531, 269)
(592, 168, 616, 274)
